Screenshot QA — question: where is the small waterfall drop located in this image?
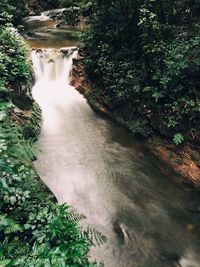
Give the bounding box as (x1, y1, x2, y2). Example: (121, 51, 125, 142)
(31, 47, 77, 82)
(31, 47, 79, 132)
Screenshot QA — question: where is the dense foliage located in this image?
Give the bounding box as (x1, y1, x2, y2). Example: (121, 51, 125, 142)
(82, 0, 200, 144)
(0, 27, 32, 102)
(25, 0, 61, 15)
(0, 1, 28, 26)
(57, 1, 93, 26)
(0, 0, 33, 109)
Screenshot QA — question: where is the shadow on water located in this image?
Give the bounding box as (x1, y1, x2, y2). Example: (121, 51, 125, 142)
(26, 13, 200, 267)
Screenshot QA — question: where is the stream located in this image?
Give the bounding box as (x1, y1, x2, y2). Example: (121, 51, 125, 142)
(25, 11, 200, 267)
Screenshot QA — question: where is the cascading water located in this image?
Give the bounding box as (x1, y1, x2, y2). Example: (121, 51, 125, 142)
(31, 47, 76, 82)
(31, 47, 200, 267)
(23, 11, 79, 49)
(31, 48, 78, 131)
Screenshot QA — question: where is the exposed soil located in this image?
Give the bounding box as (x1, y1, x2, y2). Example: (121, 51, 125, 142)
(148, 138, 200, 186)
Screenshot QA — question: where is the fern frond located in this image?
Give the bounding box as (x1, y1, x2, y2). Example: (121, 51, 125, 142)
(0, 215, 23, 234)
(84, 226, 106, 247)
(62, 206, 106, 247)
(0, 259, 12, 267)
(66, 208, 86, 223)
(0, 122, 38, 166)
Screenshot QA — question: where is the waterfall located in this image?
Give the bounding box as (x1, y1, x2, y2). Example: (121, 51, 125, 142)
(31, 47, 77, 83)
(31, 47, 78, 130)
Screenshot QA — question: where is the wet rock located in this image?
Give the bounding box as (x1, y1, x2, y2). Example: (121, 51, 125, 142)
(10, 79, 34, 111)
(26, 31, 36, 37)
(29, 11, 37, 16)
(56, 23, 61, 28)
(12, 94, 33, 110)
(36, 49, 42, 53)
(60, 48, 69, 56)
(71, 57, 89, 95)
(48, 10, 63, 20)
(0, 88, 8, 99)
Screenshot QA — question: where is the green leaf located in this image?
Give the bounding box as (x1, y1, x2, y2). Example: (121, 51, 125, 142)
(173, 133, 184, 145)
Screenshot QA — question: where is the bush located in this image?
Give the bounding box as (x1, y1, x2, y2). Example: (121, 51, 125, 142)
(82, 0, 200, 143)
(0, 26, 31, 101)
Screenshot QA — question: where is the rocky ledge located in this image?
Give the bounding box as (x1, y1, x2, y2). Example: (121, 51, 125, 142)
(71, 54, 200, 188)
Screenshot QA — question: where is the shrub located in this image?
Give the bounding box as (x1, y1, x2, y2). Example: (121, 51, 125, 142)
(82, 0, 200, 143)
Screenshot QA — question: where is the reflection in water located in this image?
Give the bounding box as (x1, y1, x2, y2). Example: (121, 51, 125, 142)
(23, 13, 79, 48)
(31, 49, 200, 267)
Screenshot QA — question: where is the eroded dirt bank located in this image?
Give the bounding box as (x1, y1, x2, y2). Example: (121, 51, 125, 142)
(71, 54, 200, 187)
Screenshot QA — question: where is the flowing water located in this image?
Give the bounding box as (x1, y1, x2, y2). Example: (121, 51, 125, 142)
(28, 12, 200, 267)
(23, 10, 79, 48)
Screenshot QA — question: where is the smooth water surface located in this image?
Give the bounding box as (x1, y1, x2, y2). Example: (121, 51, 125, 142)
(23, 11, 79, 48)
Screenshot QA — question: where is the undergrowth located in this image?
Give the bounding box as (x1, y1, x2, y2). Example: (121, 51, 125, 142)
(0, 102, 103, 267)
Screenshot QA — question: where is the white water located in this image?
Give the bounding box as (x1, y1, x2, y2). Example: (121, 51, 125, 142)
(32, 48, 78, 132)
(31, 48, 76, 82)
(31, 48, 200, 267)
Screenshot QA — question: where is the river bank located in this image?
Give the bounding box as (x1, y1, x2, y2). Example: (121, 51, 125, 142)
(71, 54, 200, 188)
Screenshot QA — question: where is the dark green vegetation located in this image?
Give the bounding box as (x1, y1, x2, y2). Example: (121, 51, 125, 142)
(54, 1, 93, 26)
(82, 0, 200, 144)
(0, 0, 91, 26)
(0, 1, 101, 266)
(0, 27, 33, 110)
(0, 1, 32, 105)
(1, 0, 60, 21)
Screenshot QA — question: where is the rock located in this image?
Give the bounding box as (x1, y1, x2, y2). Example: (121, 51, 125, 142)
(36, 49, 42, 53)
(29, 11, 36, 16)
(26, 31, 35, 37)
(71, 57, 91, 95)
(56, 23, 61, 28)
(60, 48, 69, 56)
(12, 94, 33, 110)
